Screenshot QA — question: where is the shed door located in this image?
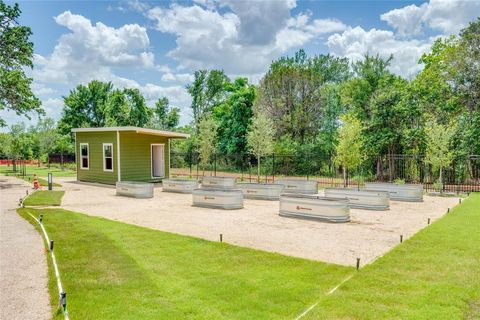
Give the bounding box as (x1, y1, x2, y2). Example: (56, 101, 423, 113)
(151, 144, 165, 178)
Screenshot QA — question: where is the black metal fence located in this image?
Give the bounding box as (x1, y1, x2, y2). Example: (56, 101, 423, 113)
(48, 153, 76, 164)
(170, 152, 480, 193)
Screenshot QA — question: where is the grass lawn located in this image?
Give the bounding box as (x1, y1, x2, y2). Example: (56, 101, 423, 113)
(18, 208, 353, 320)
(23, 190, 65, 206)
(0, 164, 71, 187)
(303, 193, 480, 319)
(0, 164, 76, 178)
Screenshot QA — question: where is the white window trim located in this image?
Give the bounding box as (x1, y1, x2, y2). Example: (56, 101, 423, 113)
(80, 143, 89, 170)
(103, 143, 114, 172)
(150, 143, 165, 179)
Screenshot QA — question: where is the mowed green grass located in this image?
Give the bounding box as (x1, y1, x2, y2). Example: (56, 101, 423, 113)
(18, 208, 353, 320)
(0, 164, 76, 178)
(1, 164, 72, 187)
(23, 190, 64, 206)
(304, 193, 480, 320)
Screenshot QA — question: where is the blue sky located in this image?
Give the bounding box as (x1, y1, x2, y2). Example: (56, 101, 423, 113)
(2, 0, 479, 129)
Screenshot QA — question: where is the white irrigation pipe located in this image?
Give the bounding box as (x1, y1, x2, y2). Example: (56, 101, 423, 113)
(26, 211, 70, 320)
(294, 274, 354, 320)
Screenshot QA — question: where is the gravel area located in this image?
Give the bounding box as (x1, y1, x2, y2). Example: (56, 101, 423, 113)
(0, 176, 51, 320)
(59, 178, 459, 266)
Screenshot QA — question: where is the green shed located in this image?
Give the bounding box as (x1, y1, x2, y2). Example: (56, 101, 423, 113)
(72, 127, 189, 184)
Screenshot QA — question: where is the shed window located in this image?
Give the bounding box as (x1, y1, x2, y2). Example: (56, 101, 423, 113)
(103, 143, 113, 172)
(80, 143, 89, 169)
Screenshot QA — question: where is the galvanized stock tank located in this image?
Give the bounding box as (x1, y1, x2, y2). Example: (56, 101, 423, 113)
(162, 179, 199, 193)
(116, 181, 154, 198)
(324, 188, 390, 210)
(279, 194, 350, 223)
(237, 183, 285, 200)
(276, 179, 318, 194)
(364, 183, 423, 202)
(192, 188, 244, 209)
(201, 176, 237, 189)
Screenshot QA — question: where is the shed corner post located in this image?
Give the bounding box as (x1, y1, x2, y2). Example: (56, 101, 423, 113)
(116, 130, 121, 182)
(74, 132, 78, 182)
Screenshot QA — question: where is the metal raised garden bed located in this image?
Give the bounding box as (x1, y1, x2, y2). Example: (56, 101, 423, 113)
(324, 188, 390, 210)
(201, 176, 237, 189)
(192, 188, 244, 210)
(237, 183, 285, 200)
(279, 194, 350, 223)
(162, 179, 199, 193)
(116, 181, 154, 199)
(276, 179, 318, 194)
(364, 183, 423, 202)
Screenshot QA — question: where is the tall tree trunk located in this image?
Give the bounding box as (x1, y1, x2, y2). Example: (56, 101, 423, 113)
(12, 159, 16, 172)
(439, 166, 443, 193)
(61, 152, 64, 170)
(376, 157, 382, 180)
(343, 166, 347, 188)
(257, 156, 261, 183)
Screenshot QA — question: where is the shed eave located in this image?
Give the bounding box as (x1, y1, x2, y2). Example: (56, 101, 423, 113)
(71, 126, 189, 139)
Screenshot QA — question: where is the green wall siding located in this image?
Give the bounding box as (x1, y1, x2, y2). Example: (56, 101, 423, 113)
(119, 132, 169, 182)
(76, 132, 118, 184)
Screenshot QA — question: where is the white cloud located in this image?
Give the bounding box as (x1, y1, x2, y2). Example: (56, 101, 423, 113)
(381, 0, 480, 36)
(33, 11, 155, 85)
(42, 98, 64, 120)
(147, 2, 346, 75)
(218, 0, 296, 45)
(327, 26, 435, 78)
(31, 83, 57, 96)
(161, 73, 195, 83)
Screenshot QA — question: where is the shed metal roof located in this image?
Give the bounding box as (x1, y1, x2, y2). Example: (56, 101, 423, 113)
(71, 126, 190, 138)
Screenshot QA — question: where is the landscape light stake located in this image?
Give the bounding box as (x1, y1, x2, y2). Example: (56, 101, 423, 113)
(60, 292, 67, 310)
(26, 190, 28, 195)
(39, 215, 43, 223)
(356, 258, 360, 271)
(428, 218, 431, 225)
(447, 208, 450, 213)
(220, 234, 223, 242)
(400, 235, 403, 243)
(459, 198, 462, 204)
(49, 240, 54, 251)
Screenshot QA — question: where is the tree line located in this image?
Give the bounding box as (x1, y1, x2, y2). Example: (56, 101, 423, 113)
(0, 1, 478, 186)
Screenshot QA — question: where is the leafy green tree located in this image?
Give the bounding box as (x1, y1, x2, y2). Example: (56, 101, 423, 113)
(214, 78, 255, 154)
(341, 54, 407, 179)
(55, 134, 74, 169)
(424, 121, 456, 189)
(187, 69, 229, 129)
(197, 116, 217, 175)
(256, 50, 350, 144)
(247, 112, 275, 182)
(60, 81, 155, 135)
(35, 118, 58, 165)
(59, 80, 113, 134)
(446, 19, 480, 156)
(0, 1, 42, 126)
(334, 113, 364, 187)
(9, 122, 32, 171)
(105, 89, 131, 126)
(0, 132, 12, 159)
(151, 97, 180, 130)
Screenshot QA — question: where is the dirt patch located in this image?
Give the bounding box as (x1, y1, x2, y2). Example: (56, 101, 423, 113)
(59, 178, 459, 267)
